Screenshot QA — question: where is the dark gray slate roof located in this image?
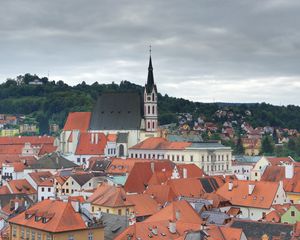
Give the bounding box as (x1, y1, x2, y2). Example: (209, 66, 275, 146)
(89, 92, 143, 130)
(100, 213, 129, 240)
(167, 134, 203, 143)
(188, 142, 230, 149)
(231, 220, 294, 240)
(29, 152, 78, 169)
(200, 210, 230, 225)
(71, 173, 94, 186)
(117, 132, 129, 143)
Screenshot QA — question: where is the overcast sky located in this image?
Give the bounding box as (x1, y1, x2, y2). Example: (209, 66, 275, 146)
(1, 0, 300, 105)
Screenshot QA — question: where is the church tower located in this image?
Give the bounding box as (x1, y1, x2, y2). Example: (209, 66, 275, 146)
(144, 52, 158, 132)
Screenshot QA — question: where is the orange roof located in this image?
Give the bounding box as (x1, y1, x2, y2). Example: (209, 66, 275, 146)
(216, 180, 279, 209)
(115, 200, 203, 240)
(7, 179, 36, 195)
(264, 210, 282, 223)
(63, 112, 91, 131)
(126, 194, 160, 217)
(87, 183, 134, 208)
(124, 161, 174, 193)
(11, 162, 25, 172)
(28, 171, 53, 186)
(107, 158, 146, 174)
(9, 199, 88, 233)
(176, 164, 204, 178)
(0, 185, 10, 195)
(0, 136, 54, 145)
(0, 145, 24, 155)
(144, 185, 177, 205)
(75, 132, 107, 155)
(68, 196, 85, 203)
(130, 137, 192, 150)
(54, 176, 68, 185)
(165, 178, 205, 198)
(206, 225, 243, 240)
(38, 144, 57, 156)
(107, 134, 117, 142)
(267, 157, 294, 166)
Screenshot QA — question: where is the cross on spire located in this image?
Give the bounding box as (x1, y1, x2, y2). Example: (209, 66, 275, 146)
(149, 45, 152, 56)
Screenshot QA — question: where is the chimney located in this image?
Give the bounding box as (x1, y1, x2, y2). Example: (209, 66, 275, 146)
(248, 183, 255, 195)
(168, 220, 176, 234)
(95, 133, 99, 144)
(228, 181, 233, 191)
(183, 168, 188, 179)
(91, 133, 94, 144)
(285, 164, 294, 179)
(150, 162, 155, 173)
(151, 226, 158, 235)
(175, 210, 181, 221)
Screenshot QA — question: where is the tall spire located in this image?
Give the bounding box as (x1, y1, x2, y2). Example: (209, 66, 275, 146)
(146, 45, 155, 93)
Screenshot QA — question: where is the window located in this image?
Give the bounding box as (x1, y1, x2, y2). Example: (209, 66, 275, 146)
(190, 155, 194, 162)
(92, 206, 94, 212)
(42, 187, 44, 192)
(152, 121, 155, 129)
(148, 106, 150, 114)
(46, 234, 52, 240)
(31, 230, 35, 240)
(21, 227, 24, 239)
(41, 197, 44, 201)
(77, 158, 80, 163)
(68, 234, 74, 240)
(201, 156, 204, 162)
(26, 229, 30, 238)
(118, 209, 122, 215)
(152, 106, 155, 114)
(12, 225, 17, 237)
(48, 188, 51, 192)
(148, 121, 150, 129)
(177, 155, 179, 161)
(152, 93, 155, 101)
(172, 155, 175, 161)
(181, 156, 184, 162)
(66, 189, 69, 193)
(66, 182, 69, 186)
(255, 172, 258, 176)
(82, 158, 86, 163)
(291, 211, 295, 217)
(88, 232, 94, 240)
(89, 182, 92, 187)
(37, 232, 41, 240)
(106, 209, 109, 213)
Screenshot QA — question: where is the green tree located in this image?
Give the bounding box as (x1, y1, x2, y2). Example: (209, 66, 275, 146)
(261, 136, 275, 155)
(235, 136, 244, 155)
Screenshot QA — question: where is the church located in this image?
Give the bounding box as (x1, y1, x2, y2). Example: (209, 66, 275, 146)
(59, 55, 161, 163)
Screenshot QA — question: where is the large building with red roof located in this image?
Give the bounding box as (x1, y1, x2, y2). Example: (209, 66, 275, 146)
(128, 137, 232, 175)
(59, 56, 161, 162)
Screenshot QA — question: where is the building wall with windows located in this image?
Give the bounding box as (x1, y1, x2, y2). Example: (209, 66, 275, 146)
(128, 144, 232, 175)
(281, 205, 300, 224)
(90, 204, 134, 217)
(37, 185, 55, 202)
(10, 223, 104, 240)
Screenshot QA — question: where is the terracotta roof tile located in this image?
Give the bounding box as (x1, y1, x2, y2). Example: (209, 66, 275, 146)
(130, 137, 192, 150)
(63, 112, 91, 131)
(7, 179, 36, 195)
(126, 194, 160, 217)
(75, 132, 107, 155)
(8, 199, 87, 232)
(216, 180, 279, 209)
(144, 185, 177, 205)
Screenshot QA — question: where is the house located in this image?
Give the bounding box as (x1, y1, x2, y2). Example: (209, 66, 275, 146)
(230, 219, 294, 240)
(1, 162, 25, 182)
(216, 180, 290, 220)
(280, 204, 300, 224)
(232, 156, 262, 180)
(5, 179, 37, 202)
(129, 137, 232, 175)
(26, 171, 54, 201)
(8, 199, 104, 240)
(260, 163, 300, 203)
(115, 200, 203, 240)
(57, 173, 98, 198)
(250, 156, 295, 181)
(88, 183, 134, 216)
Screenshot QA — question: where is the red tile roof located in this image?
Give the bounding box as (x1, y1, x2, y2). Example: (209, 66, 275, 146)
(144, 185, 177, 205)
(165, 178, 206, 198)
(115, 200, 203, 240)
(63, 112, 91, 131)
(126, 194, 160, 217)
(75, 132, 107, 155)
(205, 225, 243, 240)
(0, 136, 54, 145)
(8, 199, 88, 233)
(0, 185, 10, 195)
(216, 180, 279, 209)
(0, 145, 24, 155)
(28, 171, 53, 186)
(130, 137, 192, 150)
(87, 183, 134, 208)
(7, 179, 36, 195)
(38, 144, 57, 156)
(107, 134, 117, 142)
(267, 157, 294, 166)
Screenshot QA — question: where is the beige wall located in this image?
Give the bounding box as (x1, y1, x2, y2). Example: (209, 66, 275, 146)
(10, 223, 104, 240)
(91, 204, 134, 216)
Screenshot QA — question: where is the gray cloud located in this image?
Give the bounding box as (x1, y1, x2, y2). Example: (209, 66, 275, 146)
(0, 0, 300, 105)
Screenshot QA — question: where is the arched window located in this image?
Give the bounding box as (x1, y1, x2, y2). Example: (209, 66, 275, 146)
(148, 106, 150, 114)
(152, 121, 155, 129)
(152, 106, 155, 114)
(148, 121, 150, 129)
(152, 93, 155, 101)
(119, 144, 124, 157)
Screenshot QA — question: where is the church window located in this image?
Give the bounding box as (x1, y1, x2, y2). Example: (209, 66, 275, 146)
(152, 121, 155, 129)
(148, 106, 150, 114)
(152, 93, 155, 101)
(119, 145, 124, 157)
(148, 121, 150, 129)
(152, 106, 155, 114)
(144, 154, 146, 159)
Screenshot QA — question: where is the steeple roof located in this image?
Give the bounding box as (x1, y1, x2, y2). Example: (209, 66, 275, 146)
(145, 56, 157, 94)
